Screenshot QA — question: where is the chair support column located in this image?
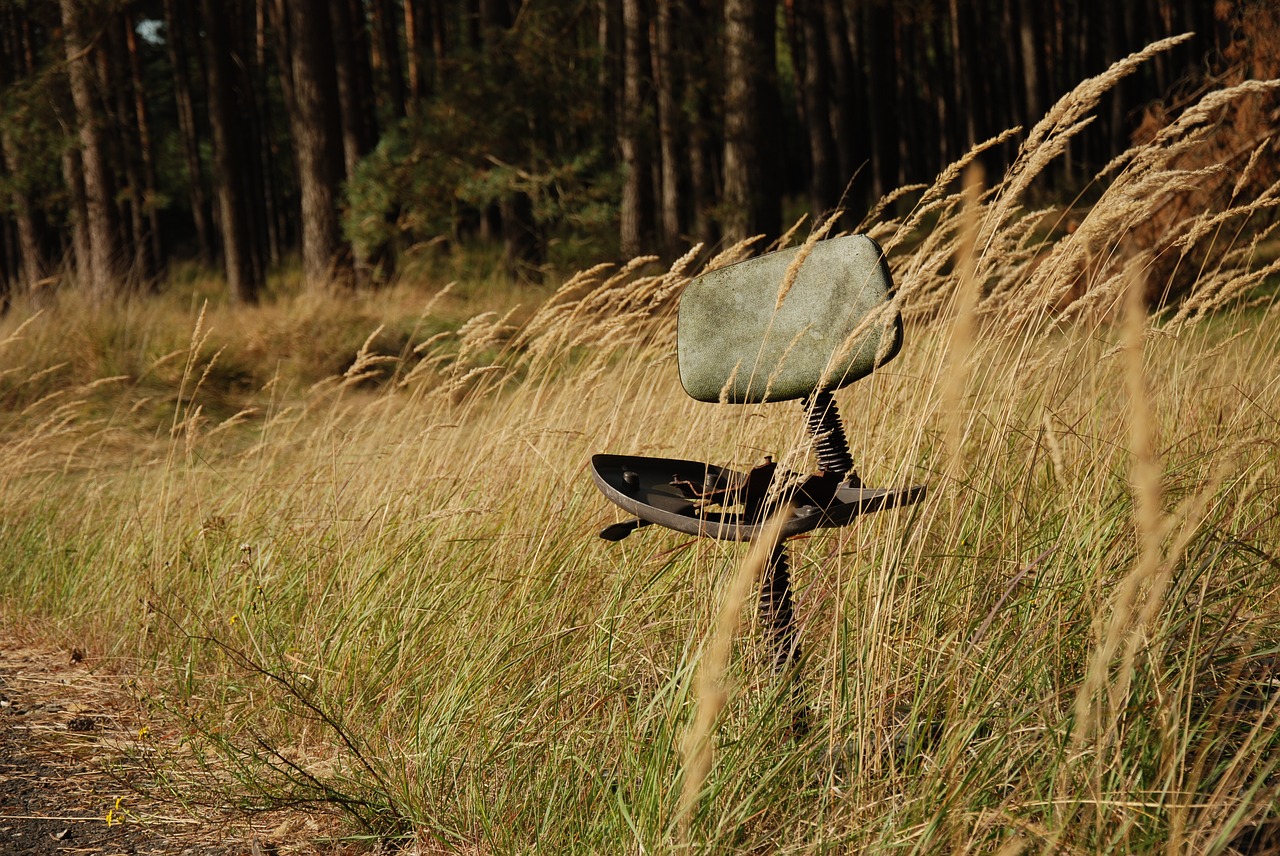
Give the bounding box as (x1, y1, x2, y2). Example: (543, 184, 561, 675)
(760, 539, 810, 735)
(803, 389, 860, 486)
(760, 540, 798, 673)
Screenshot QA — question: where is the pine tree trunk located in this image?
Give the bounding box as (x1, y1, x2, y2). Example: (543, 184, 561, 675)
(823, 0, 861, 216)
(797, 0, 838, 219)
(106, 18, 148, 285)
(685, 0, 718, 246)
(349, 0, 380, 148)
(250, 0, 283, 266)
(723, 0, 781, 242)
(60, 148, 92, 290)
(125, 8, 164, 278)
(948, 0, 976, 154)
(405, 0, 437, 103)
(654, 0, 683, 257)
(163, 0, 214, 265)
(0, 12, 48, 297)
(267, 0, 299, 259)
(331, 0, 374, 285)
(60, 0, 122, 300)
(500, 194, 543, 282)
(1017, 0, 1040, 126)
(619, 0, 654, 258)
(235, 2, 269, 282)
(199, 0, 262, 303)
(285, 0, 348, 289)
(863, 0, 898, 200)
(331, 0, 371, 173)
(597, 0, 622, 159)
(371, 0, 407, 119)
(722, 0, 755, 242)
(1, 131, 49, 297)
(404, 0, 422, 104)
(428, 0, 447, 78)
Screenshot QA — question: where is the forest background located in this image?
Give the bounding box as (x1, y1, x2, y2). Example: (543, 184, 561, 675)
(0, 0, 1269, 304)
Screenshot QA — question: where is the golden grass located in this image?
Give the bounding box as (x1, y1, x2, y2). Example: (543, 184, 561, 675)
(2, 39, 1279, 852)
(680, 507, 793, 843)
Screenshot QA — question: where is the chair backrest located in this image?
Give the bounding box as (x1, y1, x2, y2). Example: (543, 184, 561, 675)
(677, 234, 902, 404)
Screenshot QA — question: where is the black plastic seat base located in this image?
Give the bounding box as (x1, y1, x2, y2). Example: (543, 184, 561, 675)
(591, 453, 924, 543)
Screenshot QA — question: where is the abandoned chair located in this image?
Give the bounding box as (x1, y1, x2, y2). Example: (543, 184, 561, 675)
(590, 234, 925, 691)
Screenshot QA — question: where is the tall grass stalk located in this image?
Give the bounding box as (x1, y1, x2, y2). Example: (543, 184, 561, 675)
(680, 508, 792, 844)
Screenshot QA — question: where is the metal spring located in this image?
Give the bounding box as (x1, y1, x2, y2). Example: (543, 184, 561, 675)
(804, 389, 858, 483)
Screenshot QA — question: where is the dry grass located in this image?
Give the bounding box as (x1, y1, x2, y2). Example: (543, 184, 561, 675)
(2, 39, 1279, 853)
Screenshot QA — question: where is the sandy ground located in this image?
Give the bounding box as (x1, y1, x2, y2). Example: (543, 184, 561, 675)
(0, 633, 344, 856)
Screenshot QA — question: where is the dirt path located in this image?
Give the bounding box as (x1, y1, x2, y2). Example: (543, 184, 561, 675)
(0, 635, 339, 855)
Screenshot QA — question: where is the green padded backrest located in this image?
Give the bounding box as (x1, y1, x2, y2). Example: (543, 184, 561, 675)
(677, 234, 902, 404)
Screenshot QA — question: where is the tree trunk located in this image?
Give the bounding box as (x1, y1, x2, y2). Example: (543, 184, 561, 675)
(125, 6, 164, 278)
(331, 0, 374, 285)
(1, 131, 49, 298)
(948, 0, 976, 154)
(267, 0, 299, 259)
(597, 0, 622, 159)
(350, 0, 380, 149)
(107, 16, 149, 285)
(1000, 0, 1020, 138)
(235, 0, 272, 276)
(723, 0, 781, 242)
(405, 0, 438, 103)
(60, 148, 92, 291)
(619, 0, 655, 258)
(285, 0, 349, 289)
(371, 0, 407, 119)
(199, 0, 262, 303)
(250, 0, 283, 266)
(823, 0, 862, 216)
(797, 0, 838, 219)
(500, 194, 543, 282)
(428, 0, 447, 79)
(163, 0, 214, 265)
(1105, 0, 1125, 155)
(60, 0, 122, 300)
(893, 13, 912, 186)
(721, 0, 753, 242)
(654, 0, 683, 256)
(863, 0, 898, 201)
(404, 0, 422, 104)
(0, 11, 49, 297)
(269, 0, 297, 116)
(685, 0, 719, 246)
(327, 1, 369, 180)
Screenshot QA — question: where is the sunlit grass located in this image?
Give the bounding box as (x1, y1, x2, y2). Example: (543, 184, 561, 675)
(2, 41, 1279, 853)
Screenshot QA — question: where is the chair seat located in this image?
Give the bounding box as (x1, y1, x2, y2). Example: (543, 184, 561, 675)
(591, 453, 924, 542)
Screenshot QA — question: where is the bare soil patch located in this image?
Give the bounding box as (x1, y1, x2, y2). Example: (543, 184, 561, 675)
(0, 634, 343, 855)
